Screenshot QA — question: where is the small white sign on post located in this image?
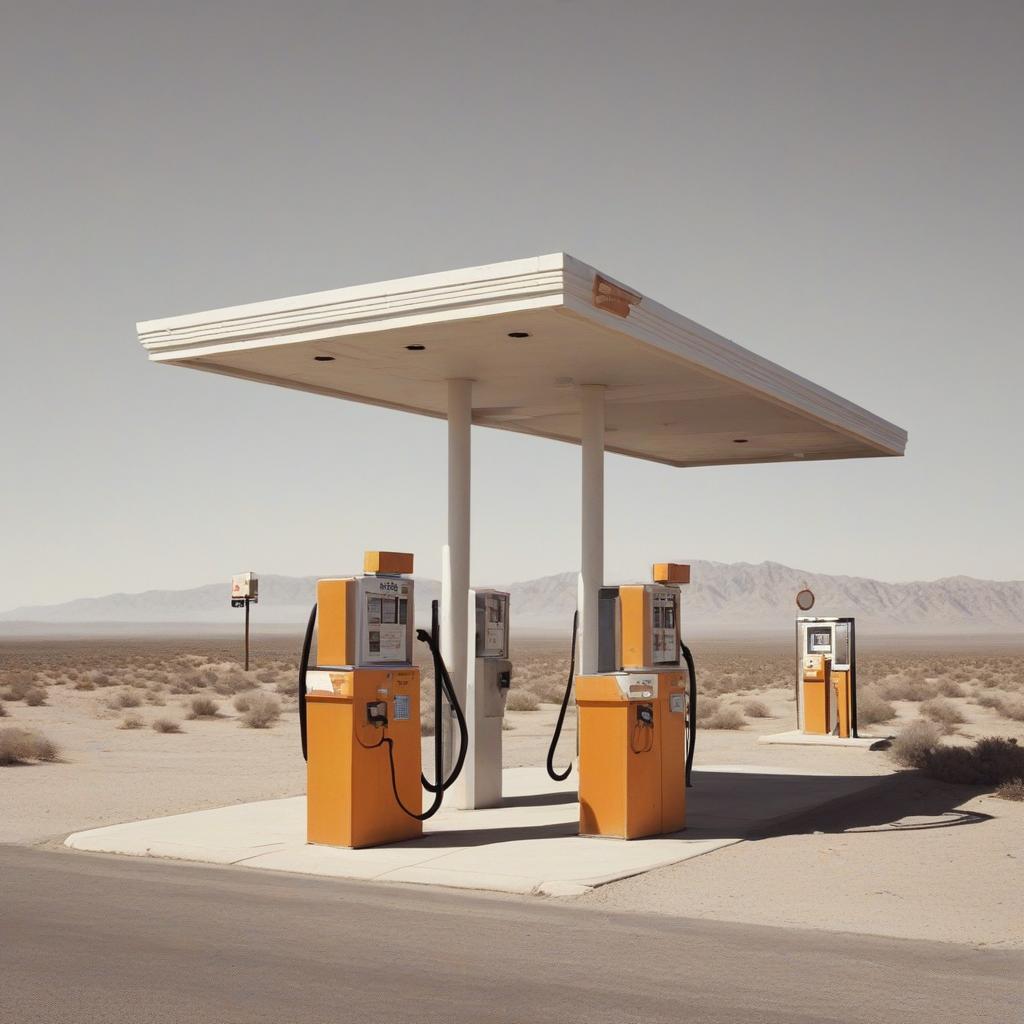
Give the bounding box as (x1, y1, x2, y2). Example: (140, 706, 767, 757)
(231, 572, 259, 603)
(231, 573, 259, 671)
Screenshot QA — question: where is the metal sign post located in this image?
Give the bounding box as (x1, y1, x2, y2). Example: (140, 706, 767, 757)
(231, 573, 259, 671)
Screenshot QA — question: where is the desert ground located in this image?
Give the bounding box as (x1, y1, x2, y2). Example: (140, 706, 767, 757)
(2, 630, 1022, 948)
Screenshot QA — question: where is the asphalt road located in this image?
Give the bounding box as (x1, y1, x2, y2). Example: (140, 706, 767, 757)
(2, 846, 1019, 1024)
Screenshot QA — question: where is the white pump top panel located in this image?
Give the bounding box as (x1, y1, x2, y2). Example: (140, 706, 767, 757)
(136, 254, 906, 468)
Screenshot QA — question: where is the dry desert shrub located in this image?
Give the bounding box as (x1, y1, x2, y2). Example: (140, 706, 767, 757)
(107, 690, 142, 710)
(920, 697, 967, 730)
(0, 675, 47, 705)
(214, 671, 259, 696)
(704, 706, 746, 730)
(695, 696, 720, 727)
(118, 712, 145, 730)
(186, 696, 221, 719)
(152, 717, 183, 734)
(522, 671, 571, 704)
(974, 690, 1008, 708)
(0, 701, 7, 717)
(73, 678, 97, 691)
(505, 689, 540, 712)
(239, 693, 281, 729)
(0, 727, 60, 765)
(998, 699, 1024, 722)
(742, 699, 772, 718)
(877, 673, 944, 703)
(974, 691, 1024, 722)
(925, 737, 1024, 787)
(890, 719, 943, 768)
(995, 778, 1024, 802)
(167, 676, 201, 695)
(856, 688, 895, 726)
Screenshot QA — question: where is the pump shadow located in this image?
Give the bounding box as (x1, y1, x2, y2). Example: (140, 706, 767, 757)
(498, 791, 579, 808)
(413, 818, 579, 849)
(736, 770, 994, 842)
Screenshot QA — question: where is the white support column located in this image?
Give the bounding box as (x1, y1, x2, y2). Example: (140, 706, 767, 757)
(578, 385, 605, 675)
(441, 378, 472, 794)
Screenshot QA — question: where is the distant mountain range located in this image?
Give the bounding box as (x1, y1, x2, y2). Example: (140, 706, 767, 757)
(2, 562, 1022, 634)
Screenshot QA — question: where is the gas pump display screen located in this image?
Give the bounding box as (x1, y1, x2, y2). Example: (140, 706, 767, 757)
(807, 628, 832, 654)
(363, 581, 410, 663)
(478, 593, 508, 658)
(651, 592, 679, 665)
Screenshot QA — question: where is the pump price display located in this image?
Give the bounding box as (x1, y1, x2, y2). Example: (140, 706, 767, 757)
(651, 591, 679, 665)
(481, 593, 508, 658)
(363, 580, 410, 663)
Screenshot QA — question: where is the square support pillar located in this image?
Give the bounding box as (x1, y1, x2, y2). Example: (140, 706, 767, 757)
(578, 385, 605, 675)
(442, 378, 473, 803)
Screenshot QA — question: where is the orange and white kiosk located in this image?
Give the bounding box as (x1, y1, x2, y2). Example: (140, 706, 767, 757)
(574, 563, 694, 840)
(797, 616, 858, 738)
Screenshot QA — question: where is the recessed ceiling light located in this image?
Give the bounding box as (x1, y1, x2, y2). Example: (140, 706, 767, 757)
(405, 344, 426, 351)
(507, 331, 530, 339)
(313, 355, 335, 362)
(733, 438, 749, 443)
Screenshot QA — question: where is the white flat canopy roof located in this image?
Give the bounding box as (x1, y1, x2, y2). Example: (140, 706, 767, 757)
(137, 253, 906, 468)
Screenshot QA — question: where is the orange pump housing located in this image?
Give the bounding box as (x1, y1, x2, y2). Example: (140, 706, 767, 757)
(576, 672, 688, 839)
(801, 654, 854, 738)
(306, 669, 422, 848)
(801, 654, 831, 735)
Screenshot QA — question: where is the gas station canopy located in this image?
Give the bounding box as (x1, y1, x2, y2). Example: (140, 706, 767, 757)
(137, 253, 906, 467)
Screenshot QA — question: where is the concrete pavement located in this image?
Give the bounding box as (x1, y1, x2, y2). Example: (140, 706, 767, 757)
(2, 845, 1019, 1024)
(66, 763, 889, 895)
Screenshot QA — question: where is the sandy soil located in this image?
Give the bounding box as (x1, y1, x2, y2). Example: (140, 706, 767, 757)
(2, 633, 1022, 949)
(579, 773, 1024, 948)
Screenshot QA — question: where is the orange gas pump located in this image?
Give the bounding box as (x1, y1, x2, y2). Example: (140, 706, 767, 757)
(298, 552, 467, 848)
(797, 617, 857, 738)
(573, 563, 695, 840)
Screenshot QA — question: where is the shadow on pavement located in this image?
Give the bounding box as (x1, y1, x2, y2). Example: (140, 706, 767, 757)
(745, 771, 994, 840)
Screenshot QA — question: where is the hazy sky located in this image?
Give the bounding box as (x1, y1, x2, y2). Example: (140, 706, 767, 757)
(2, 1, 1022, 610)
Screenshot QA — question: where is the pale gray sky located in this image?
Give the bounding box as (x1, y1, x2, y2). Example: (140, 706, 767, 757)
(2, 1, 1022, 610)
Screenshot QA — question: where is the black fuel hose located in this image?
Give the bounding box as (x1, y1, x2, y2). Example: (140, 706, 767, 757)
(417, 600, 469, 794)
(682, 641, 697, 788)
(546, 610, 579, 782)
(387, 599, 461, 820)
(298, 602, 317, 762)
